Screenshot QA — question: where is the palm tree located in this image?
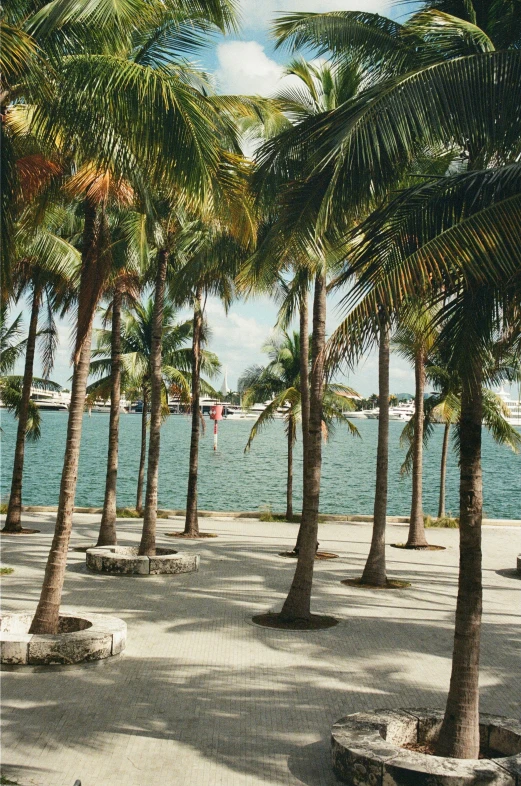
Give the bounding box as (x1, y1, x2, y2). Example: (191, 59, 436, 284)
(171, 214, 253, 538)
(393, 303, 438, 548)
(2, 233, 79, 533)
(262, 4, 520, 755)
(242, 57, 366, 620)
(13, 0, 243, 633)
(89, 296, 218, 520)
(239, 330, 358, 521)
(400, 347, 521, 516)
(83, 211, 146, 545)
(360, 310, 391, 586)
(329, 165, 521, 757)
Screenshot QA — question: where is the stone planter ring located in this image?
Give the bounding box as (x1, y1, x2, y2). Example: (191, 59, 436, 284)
(331, 708, 521, 785)
(0, 610, 126, 666)
(86, 546, 200, 576)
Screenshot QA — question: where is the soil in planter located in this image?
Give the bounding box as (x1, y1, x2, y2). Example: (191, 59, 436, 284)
(251, 613, 339, 630)
(402, 741, 504, 759)
(165, 532, 218, 539)
(390, 543, 445, 551)
(279, 551, 339, 560)
(341, 577, 411, 589)
(1, 529, 40, 535)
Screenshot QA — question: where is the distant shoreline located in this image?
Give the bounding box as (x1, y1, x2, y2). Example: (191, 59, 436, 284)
(14, 505, 521, 527)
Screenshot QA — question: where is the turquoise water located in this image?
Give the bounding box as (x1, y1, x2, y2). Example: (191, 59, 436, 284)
(1, 411, 520, 518)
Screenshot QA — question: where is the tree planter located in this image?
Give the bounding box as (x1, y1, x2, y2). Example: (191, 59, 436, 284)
(331, 709, 521, 785)
(86, 546, 199, 575)
(0, 610, 126, 666)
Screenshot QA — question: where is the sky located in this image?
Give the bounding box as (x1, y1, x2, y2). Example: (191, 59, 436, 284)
(17, 0, 424, 398)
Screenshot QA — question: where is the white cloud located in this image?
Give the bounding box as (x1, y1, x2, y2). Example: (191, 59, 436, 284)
(204, 298, 273, 388)
(238, 0, 391, 32)
(216, 40, 286, 96)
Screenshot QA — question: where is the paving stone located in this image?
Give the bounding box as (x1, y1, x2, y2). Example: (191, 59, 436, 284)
(1, 512, 519, 786)
(0, 633, 30, 664)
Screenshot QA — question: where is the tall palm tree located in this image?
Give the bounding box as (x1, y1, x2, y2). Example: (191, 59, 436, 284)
(400, 347, 521, 516)
(329, 165, 521, 758)
(2, 229, 79, 533)
(12, 0, 243, 633)
(83, 211, 146, 545)
(239, 330, 358, 521)
(360, 310, 391, 586)
(243, 57, 366, 619)
(393, 303, 438, 548)
(171, 213, 253, 538)
(89, 296, 219, 519)
(261, 4, 520, 754)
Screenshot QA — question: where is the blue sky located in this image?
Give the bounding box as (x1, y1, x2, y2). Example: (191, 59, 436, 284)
(21, 0, 424, 397)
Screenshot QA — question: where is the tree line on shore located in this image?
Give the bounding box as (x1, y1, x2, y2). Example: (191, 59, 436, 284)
(2, 0, 521, 762)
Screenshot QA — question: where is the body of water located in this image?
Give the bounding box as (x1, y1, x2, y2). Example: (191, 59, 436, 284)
(1, 411, 520, 518)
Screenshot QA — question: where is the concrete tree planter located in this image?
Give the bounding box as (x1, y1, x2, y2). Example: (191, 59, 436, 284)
(0, 610, 126, 666)
(86, 546, 200, 576)
(331, 708, 521, 785)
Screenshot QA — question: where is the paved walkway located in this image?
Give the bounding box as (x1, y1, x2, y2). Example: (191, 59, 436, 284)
(1, 514, 520, 786)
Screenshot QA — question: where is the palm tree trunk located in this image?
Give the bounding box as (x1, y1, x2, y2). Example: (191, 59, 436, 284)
(138, 249, 168, 556)
(184, 285, 203, 536)
(96, 284, 122, 546)
(292, 289, 309, 551)
(438, 421, 451, 519)
(136, 387, 148, 515)
(280, 271, 326, 621)
(3, 284, 41, 532)
(286, 416, 294, 521)
(361, 314, 390, 586)
(435, 372, 483, 758)
(29, 203, 98, 635)
(406, 349, 429, 547)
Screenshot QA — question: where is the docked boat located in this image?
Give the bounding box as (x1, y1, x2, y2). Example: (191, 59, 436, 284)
(352, 401, 415, 421)
(497, 388, 521, 427)
(29, 388, 70, 411)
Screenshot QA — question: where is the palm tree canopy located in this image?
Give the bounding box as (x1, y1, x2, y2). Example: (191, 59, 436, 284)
(239, 330, 360, 450)
(88, 296, 220, 402)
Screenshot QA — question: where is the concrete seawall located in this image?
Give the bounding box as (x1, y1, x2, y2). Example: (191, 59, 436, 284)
(17, 505, 521, 526)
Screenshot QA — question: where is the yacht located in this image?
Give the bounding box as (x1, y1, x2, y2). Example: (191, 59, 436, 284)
(29, 387, 70, 411)
(497, 388, 521, 427)
(87, 397, 129, 414)
(353, 401, 415, 421)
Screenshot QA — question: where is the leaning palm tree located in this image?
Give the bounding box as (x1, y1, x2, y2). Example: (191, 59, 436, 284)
(2, 226, 79, 533)
(17, 0, 243, 634)
(239, 330, 359, 521)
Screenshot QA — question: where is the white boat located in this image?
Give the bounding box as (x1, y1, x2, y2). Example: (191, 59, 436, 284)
(352, 401, 415, 421)
(87, 396, 129, 414)
(29, 388, 70, 411)
(497, 388, 521, 427)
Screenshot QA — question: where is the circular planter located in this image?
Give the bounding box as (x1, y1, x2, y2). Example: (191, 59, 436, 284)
(0, 610, 126, 666)
(86, 545, 199, 576)
(331, 708, 521, 785)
